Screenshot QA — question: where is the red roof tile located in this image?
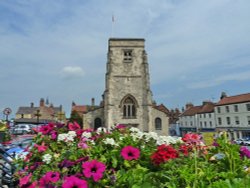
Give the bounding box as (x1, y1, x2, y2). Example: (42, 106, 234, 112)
(181, 106, 202, 116)
(71, 105, 88, 114)
(153, 104, 170, 115)
(216, 93, 250, 106)
(198, 102, 215, 114)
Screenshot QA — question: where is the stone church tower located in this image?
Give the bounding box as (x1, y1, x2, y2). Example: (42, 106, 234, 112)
(83, 38, 169, 135)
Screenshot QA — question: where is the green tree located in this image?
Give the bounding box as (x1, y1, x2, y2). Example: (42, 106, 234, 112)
(69, 110, 83, 127)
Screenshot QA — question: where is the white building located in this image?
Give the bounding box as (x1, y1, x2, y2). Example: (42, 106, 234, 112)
(179, 102, 216, 135)
(197, 101, 216, 130)
(215, 93, 250, 140)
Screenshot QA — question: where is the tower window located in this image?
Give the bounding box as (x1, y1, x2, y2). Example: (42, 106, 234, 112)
(123, 50, 133, 62)
(122, 97, 136, 118)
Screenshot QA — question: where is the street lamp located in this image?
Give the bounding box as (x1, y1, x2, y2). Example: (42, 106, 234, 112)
(34, 110, 41, 124)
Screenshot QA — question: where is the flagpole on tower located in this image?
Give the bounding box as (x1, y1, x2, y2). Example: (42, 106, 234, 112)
(111, 14, 114, 37)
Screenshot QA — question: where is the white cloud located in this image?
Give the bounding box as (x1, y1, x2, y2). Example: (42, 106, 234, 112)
(187, 71, 250, 89)
(61, 66, 85, 78)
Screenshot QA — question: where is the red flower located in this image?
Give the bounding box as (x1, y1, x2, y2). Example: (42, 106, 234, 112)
(68, 122, 81, 131)
(121, 146, 140, 160)
(179, 144, 190, 156)
(151, 145, 178, 165)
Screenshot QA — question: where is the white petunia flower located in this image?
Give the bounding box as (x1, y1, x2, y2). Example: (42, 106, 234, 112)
(58, 133, 68, 142)
(82, 132, 92, 139)
(144, 132, 158, 142)
(42, 154, 52, 164)
(103, 138, 118, 146)
(130, 127, 140, 133)
(96, 127, 108, 134)
(68, 131, 77, 137)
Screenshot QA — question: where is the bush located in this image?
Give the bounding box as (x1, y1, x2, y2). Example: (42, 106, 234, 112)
(15, 123, 250, 188)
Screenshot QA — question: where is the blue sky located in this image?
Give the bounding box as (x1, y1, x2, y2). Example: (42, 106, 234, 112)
(0, 0, 250, 118)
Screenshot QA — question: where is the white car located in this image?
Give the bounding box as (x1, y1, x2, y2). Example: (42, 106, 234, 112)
(234, 139, 245, 145)
(243, 139, 250, 146)
(13, 124, 32, 134)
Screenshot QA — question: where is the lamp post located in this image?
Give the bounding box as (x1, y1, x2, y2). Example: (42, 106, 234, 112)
(34, 109, 41, 124)
(3, 108, 12, 122)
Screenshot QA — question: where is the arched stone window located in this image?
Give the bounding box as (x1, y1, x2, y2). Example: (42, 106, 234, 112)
(121, 95, 137, 119)
(94, 118, 102, 130)
(155, 117, 162, 130)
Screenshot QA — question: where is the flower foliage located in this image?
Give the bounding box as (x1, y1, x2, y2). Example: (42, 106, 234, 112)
(14, 123, 250, 187)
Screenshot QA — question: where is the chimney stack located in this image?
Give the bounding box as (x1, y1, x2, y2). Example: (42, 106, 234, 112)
(220, 92, 227, 99)
(40, 98, 45, 107)
(185, 103, 193, 110)
(31, 102, 34, 108)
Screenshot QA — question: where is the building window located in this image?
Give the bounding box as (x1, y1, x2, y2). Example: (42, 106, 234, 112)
(217, 107, 221, 113)
(248, 116, 250, 125)
(204, 114, 206, 118)
(226, 117, 231, 125)
(190, 121, 193, 126)
(209, 113, 211, 118)
(218, 117, 222, 125)
(123, 50, 133, 62)
(122, 96, 136, 119)
(246, 103, 250, 111)
(234, 105, 238, 112)
(21, 114, 24, 118)
(200, 114, 202, 118)
(209, 121, 212, 127)
(200, 122, 202, 127)
(204, 122, 207, 127)
(155, 118, 162, 130)
(226, 106, 230, 113)
(235, 116, 240, 125)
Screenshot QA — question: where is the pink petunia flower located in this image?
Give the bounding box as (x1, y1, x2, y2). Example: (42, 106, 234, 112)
(121, 146, 140, 160)
(39, 125, 53, 135)
(78, 140, 89, 149)
(34, 142, 47, 152)
(82, 160, 106, 182)
(182, 133, 202, 144)
(116, 124, 126, 129)
(19, 173, 32, 187)
(50, 130, 57, 140)
(48, 122, 55, 129)
(45, 171, 60, 183)
(68, 122, 81, 131)
(62, 176, 88, 188)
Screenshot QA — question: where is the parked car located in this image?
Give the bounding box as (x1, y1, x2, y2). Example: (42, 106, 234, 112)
(243, 139, 250, 146)
(5, 137, 33, 160)
(13, 124, 32, 134)
(234, 138, 245, 145)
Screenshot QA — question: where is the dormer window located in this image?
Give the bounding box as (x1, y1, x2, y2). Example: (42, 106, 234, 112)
(123, 50, 133, 63)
